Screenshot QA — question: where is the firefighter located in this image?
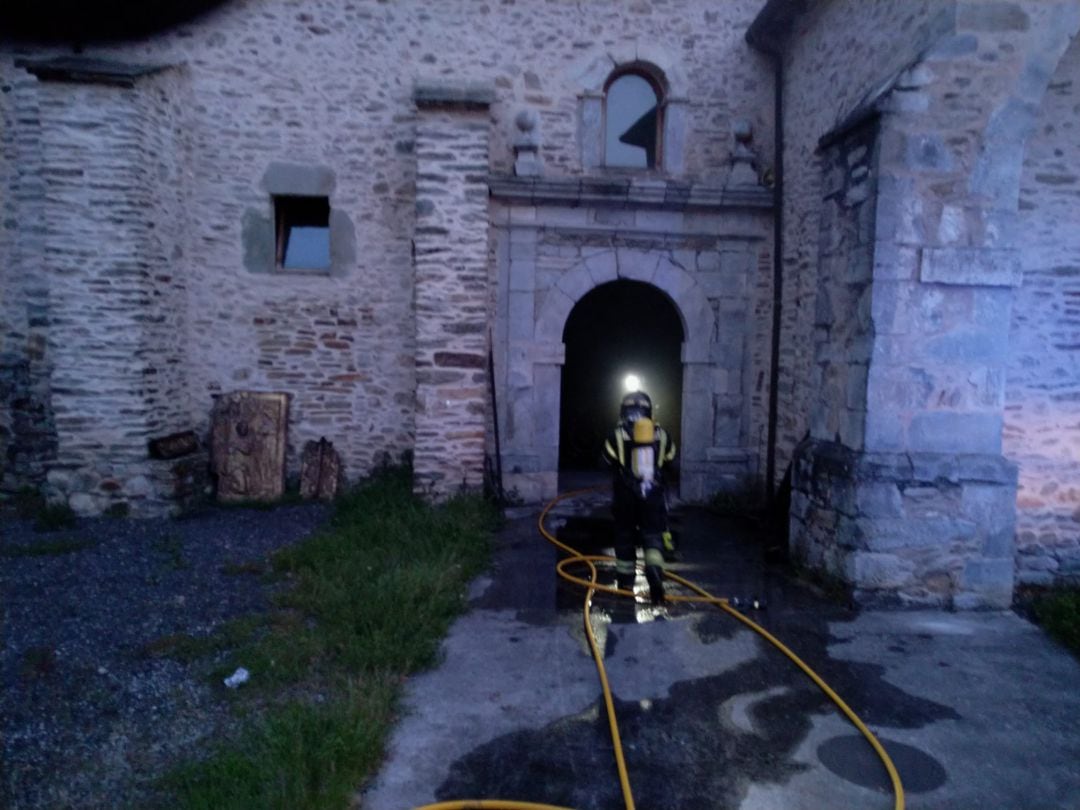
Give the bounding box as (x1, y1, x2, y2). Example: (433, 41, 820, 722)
(603, 390, 677, 603)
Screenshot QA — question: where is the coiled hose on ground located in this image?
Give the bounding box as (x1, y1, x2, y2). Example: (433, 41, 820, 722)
(415, 487, 904, 810)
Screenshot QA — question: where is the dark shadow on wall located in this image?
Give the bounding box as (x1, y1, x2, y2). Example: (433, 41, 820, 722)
(559, 280, 683, 471)
(0, 0, 232, 42)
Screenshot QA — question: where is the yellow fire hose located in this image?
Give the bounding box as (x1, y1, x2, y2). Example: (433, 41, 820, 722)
(416, 487, 905, 810)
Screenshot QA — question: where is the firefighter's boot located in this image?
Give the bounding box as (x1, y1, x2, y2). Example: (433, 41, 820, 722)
(645, 564, 665, 604)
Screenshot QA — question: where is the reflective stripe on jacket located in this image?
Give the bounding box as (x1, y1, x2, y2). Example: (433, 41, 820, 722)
(603, 425, 676, 471)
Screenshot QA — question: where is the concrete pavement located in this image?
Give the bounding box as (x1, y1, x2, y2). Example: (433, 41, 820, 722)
(359, 485, 1080, 810)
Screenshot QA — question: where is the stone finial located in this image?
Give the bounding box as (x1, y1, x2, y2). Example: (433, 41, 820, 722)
(513, 108, 543, 177)
(726, 117, 760, 188)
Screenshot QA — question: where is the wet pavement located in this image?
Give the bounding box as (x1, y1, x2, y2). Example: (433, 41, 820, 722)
(359, 484, 1080, 810)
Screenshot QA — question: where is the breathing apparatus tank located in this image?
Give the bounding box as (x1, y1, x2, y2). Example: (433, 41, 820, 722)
(631, 417, 656, 496)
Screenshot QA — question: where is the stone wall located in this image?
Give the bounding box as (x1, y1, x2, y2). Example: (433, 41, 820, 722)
(0, 0, 774, 510)
(25, 64, 197, 516)
(1009, 33, 1080, 585)
(0, 62, 54, 493)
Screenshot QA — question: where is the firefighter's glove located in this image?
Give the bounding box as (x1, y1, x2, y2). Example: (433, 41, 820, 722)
(662, 531, 675, 553)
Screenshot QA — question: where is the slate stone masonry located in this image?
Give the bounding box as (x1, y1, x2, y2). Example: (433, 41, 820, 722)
(411, 84, 493, 499)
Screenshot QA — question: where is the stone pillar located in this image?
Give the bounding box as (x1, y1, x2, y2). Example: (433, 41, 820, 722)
(412, 83, 493, 499)
(790, 3, 1080, 608)
(21, 58, 192, 516)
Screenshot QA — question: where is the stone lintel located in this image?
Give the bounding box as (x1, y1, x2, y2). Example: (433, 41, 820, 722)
(17, 55, 171, 87)
(261, 162, 336, 197)
(414, 82, 494, 111)
(488, 176, 773, 212)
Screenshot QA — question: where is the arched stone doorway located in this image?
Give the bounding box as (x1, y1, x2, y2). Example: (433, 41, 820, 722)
(489, 180, 773, 505)
(559, 280, 684, 475)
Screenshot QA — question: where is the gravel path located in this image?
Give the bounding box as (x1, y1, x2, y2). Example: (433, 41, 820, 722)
(1, 501, 331, 809)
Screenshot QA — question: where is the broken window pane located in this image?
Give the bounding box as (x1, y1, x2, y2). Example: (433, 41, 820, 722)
(275, 195, 331, 270)
(605, 73, 658, 169)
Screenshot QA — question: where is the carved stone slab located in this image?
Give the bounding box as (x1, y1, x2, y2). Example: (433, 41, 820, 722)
(299, 437, 341, 501)
(210, 392, 288, 503)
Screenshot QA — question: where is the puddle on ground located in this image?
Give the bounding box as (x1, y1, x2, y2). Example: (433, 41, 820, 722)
(444, 504, 958, 806)
(817, 734, 948, 793)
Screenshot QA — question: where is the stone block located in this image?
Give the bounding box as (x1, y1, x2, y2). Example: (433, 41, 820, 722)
(845, 551, 915, 590)
(696, 251, 721, 272)
(507, 291, 534, 339)
(909, 410, 1002, 454)
(584, 251, 618, 285)
(261, 161, 336, 197)
(924, 33, 978, 60)
(961, 482, 1016, 527)
(863, 409, 907, 453)
(920, 247, 1022, 287)
(903, 132, 954, 173)
(617, 248, 658, 282)
(662, 99, 688, 175)
(873, 243, 920, 281)
(69, 491, 101, 515)
(855, 481, 903, 518)
(509, 234, 537, 262)
(635, 210, 685, 232)
(509, 257, 535, 292)
(957, 557, 1014, 609)
(555, 267, 595, 301)
(859, 515, 977, 551)
(956, 1, 1030, 32)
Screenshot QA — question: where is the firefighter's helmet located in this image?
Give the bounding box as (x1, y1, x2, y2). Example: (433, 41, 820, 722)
(619, 390, 653, 428)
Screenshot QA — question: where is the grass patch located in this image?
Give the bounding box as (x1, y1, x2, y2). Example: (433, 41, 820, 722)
(163, 464, 497, 808)
(1032, 587, 1080, 657)
(1, 537, 96, 558)
(219, 560, 266, 577)
(34, 502, 77, 533)
(163, 676, 395, 810)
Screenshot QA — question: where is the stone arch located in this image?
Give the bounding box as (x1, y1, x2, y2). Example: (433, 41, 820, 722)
(535, 250, 714, 359)
(532, 248, 717, 498)
(572, 46, 689, 98)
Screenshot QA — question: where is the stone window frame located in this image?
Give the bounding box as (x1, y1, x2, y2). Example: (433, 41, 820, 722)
(602, 63, 666, 170)
(577, 47, 689, 175)
(242, 161, 356, 277)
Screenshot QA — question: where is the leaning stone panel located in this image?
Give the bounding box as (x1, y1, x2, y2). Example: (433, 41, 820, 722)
(210, 392, 288, 503)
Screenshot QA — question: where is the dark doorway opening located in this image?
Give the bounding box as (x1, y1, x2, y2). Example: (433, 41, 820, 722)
(559, 280, 684, 473)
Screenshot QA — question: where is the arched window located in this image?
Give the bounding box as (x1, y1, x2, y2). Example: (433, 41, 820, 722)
(604, 70, 662, 169)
